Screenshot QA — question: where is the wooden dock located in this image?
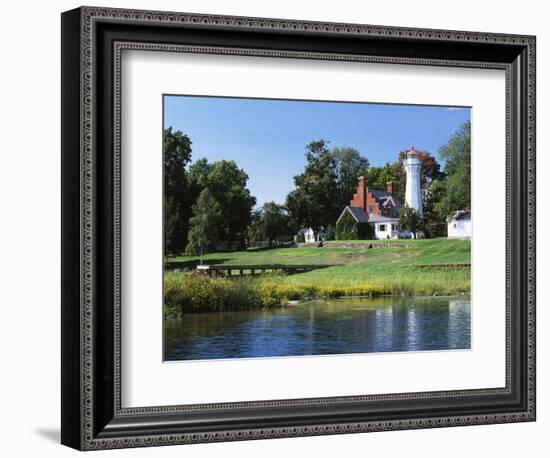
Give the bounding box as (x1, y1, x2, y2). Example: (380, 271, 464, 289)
(196, 264, 329, 277)
(415, 263, 471, 269)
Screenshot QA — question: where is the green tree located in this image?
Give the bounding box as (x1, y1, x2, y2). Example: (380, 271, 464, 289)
(435, 121, 471, 218)
(285, 187, 310, 233)
(188, 159, 256, 246)
(331, 147, 370, 207)
(163, 127, 192, 257)
(249, 202, 293, 245)
(399, 204, 423, 238)
(423, 179, 447, 238)
(364, 162, 399, 195)
(324, 224, 336, 241)
(186, 189, 221, 264)
(286, 140, 340, 230)
(188, 158, 213, 186)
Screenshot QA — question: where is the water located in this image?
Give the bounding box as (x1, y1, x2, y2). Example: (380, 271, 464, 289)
(164, 296, 471, 361)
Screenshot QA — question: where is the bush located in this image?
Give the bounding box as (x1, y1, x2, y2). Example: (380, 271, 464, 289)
(324, 224, 336, 241)
(164, 273, 267, 316)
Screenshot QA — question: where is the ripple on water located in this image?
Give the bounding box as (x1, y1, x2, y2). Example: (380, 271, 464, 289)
(164, 295, 471, 361)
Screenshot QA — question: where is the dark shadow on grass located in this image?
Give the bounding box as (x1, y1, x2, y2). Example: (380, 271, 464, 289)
(245, 245, 295, 252)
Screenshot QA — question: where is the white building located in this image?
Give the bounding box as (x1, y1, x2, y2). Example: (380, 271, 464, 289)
(403, 146, 423, 216)
(371, 215, 399, 239)
(304, 227, 316, 243)
(447, 210, 471, 239)
(336, 193, 400, 240)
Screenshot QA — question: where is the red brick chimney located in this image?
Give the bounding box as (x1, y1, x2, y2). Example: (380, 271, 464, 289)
(386, 181, 394, 195)
(350, 176, 367, 209)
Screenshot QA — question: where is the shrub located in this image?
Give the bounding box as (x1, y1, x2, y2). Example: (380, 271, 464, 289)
(164, 273, 274, 317)
(324, 224, 336, 241)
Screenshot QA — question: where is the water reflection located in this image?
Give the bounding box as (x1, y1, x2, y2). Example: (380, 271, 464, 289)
(164, 296, 471, 361)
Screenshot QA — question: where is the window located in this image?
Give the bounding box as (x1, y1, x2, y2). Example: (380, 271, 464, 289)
(392, 224, 396, 231)
(368, 206, 374, 214)
(379, 224, 386, 232)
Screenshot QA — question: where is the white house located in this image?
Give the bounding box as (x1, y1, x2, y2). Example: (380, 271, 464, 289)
(294, 227, 321, 244)
(304, 227, 316, 243)
(447, 210, 471, 239)
(372, 215, 399, 239)
(335, 192, 400, 240)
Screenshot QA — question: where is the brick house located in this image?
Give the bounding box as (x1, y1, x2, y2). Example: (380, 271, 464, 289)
(336, 177, 401, 240)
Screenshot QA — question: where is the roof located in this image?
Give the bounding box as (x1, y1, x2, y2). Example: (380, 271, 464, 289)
(367, 214, 399, 223)
(447, 210, 471, 222)
(337, 206, 399, 225)
(369, 190, 402, 213)
(345, 206, 370, 223)
(369, 189, 392, 199)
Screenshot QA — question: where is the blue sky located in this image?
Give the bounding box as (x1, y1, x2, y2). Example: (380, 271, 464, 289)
(164, 95, 470, 206)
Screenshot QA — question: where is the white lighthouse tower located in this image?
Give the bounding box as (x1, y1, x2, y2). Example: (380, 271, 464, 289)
(403, 147, 423, 216)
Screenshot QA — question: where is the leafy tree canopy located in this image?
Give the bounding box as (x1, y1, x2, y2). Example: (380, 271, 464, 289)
(188, 159, 256, 245)
(249, 202, 293, 245)
(186, 188, 222, 264)
(164, 127, 192, 184)
(286, 140, 341, 230)
(363, 162, 398, 196)
(331, 147, 370, 208)
(435, 120, 471, 219)
(163, 127, 192, 257)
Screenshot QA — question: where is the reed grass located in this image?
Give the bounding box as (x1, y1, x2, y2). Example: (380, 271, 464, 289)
(164, 266, 470, 318)
(164, 239, 471, 317)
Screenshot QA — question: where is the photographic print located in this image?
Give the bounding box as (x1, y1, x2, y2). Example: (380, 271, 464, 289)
(162, 95, 472, 362)
(61, 8, 536, 448)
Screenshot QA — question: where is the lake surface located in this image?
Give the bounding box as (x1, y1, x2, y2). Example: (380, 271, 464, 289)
(164, 296, 471, 361)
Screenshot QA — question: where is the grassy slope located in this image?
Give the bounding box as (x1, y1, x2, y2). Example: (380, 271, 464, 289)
(168, 238, 471, 295)
(169, 246, 359, 266)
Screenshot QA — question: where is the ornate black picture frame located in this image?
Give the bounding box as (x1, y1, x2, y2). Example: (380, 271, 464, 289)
(61, 6, 536, 450)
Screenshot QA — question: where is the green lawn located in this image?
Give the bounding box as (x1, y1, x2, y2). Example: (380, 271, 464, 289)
(166, 238, 471, 297)
(168, 238, 469, 265)
(169, 246, 364, 267)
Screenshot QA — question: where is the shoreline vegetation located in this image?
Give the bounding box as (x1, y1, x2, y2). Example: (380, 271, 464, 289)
(164, 238, 471, 318)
